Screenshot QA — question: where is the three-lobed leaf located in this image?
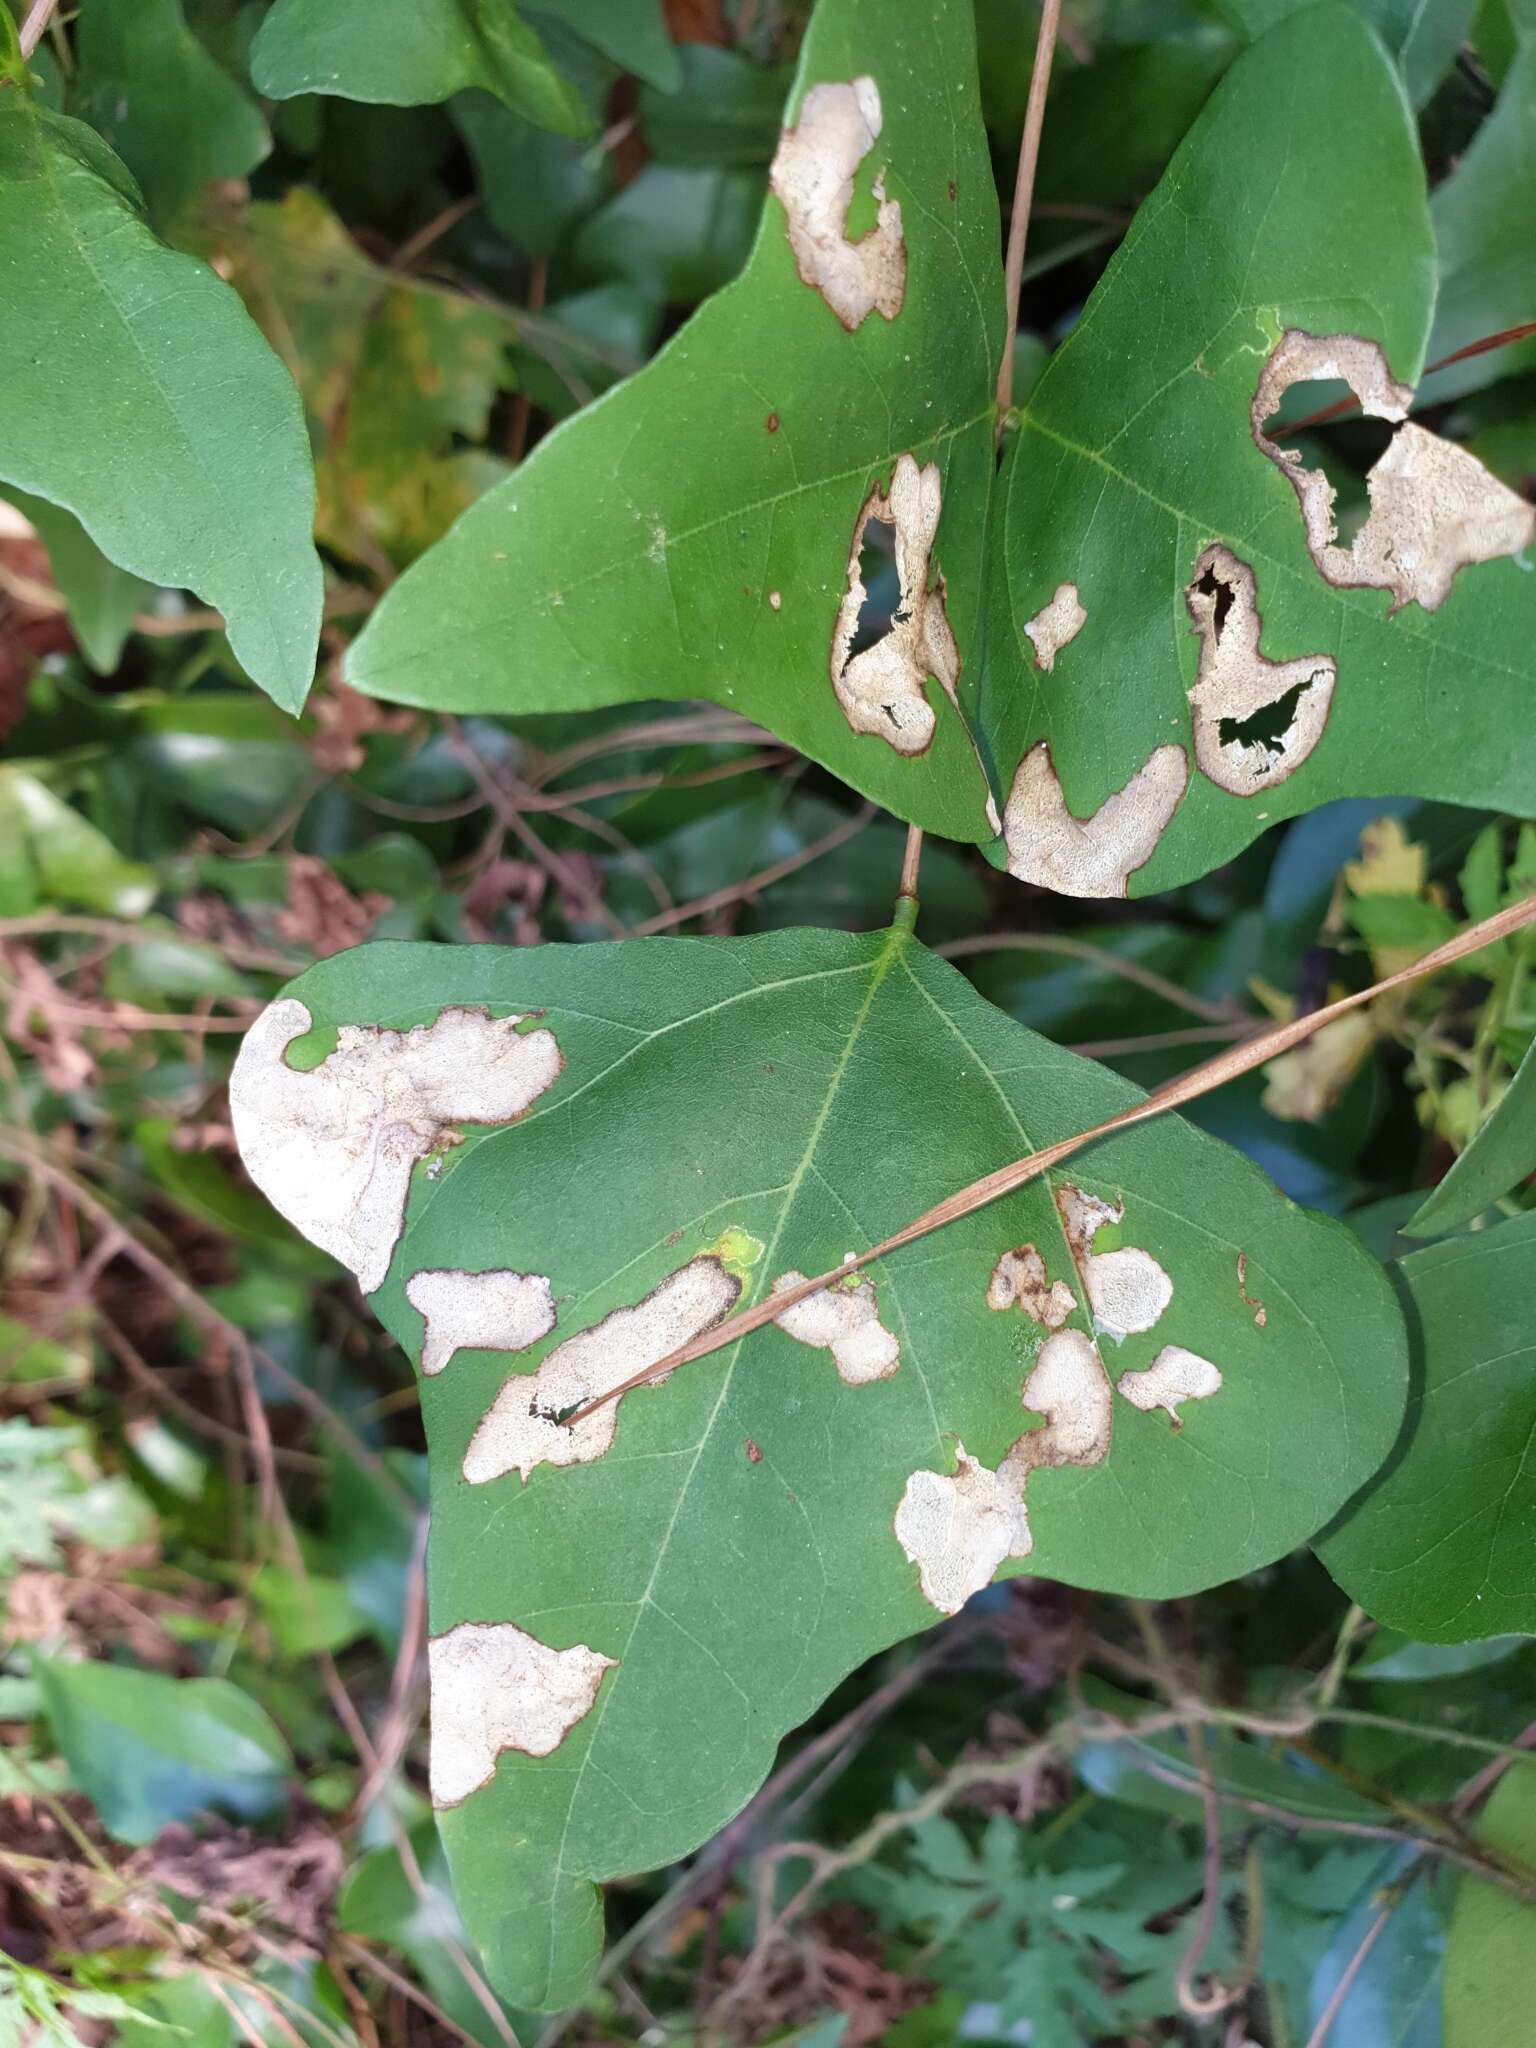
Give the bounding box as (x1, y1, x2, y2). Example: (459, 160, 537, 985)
(231, 929, 1407, 2005)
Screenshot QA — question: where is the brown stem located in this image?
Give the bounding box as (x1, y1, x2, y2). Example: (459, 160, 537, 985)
(996, 0, 1064, 415)
(897, 823, 924, 908)
(564, 891, 1536, 1428)
(18, 0, 58, 59)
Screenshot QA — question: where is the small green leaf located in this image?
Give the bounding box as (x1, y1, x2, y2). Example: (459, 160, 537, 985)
(1320, 1213, 1536, 1639)
(250, 1563, 370, 1656)
(230, 927, 1406, 2006)
(251, 0, 592, 135)
(33, 1659, 293, 1844)
(0, 487, 152, 673)
(637, 45, 793, 167)
(0, 768, 155, 918)
(0, 64, 322, 713)
(1445, 1766, 1536, 2046)
(70, 0, 270, 225)
(0, 1419, 153, 1574)
(1405, 1038, 1536, 1237)
(531, 0, 679, 92)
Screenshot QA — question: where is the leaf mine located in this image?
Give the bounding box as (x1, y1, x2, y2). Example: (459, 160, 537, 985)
(771, 1270, 900, 1384)
(893, 1441, 1031, 1616)
(405, 1268, 557, 1376)
(768, 76, 905, 332)
(830, 454, 960, 756)
(1023, 582, 1087, 672)
(461, 1256, 740, 1484)
(1186, 545, 1335, 794)
(1002, 741, 1189, 898)
(427, 1621, 615, 1809)
(1053, 1185, 1173, 1341)
(229, 999, 562, 1294)
(896, 1329, 1116, 1616)
(1252, 328, 1536, 613)
(1117, 1346, 1223, 1425)
(986, 1245, 1076, 1328)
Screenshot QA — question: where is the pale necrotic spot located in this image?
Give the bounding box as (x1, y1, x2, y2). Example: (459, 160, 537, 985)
(893, 1442, 1032, 1615)
(1002, 742, 1189, 899)
(1186, 545, 1335, 795)
(1052, 1185, 1171, 1341)
(428, 1620, 614, 1808)
(830, 454, 959, 756)
(405, 1268, 557, 1377)
(768, 76, 905, 332)
(229, 1000, 561, 1295)
(1006, 1328, 1114, 1476)
(897, 1330, 1115, 1617)
(1023, 583, 1087, 672)
(772, 1270, 899, 1384)
(1252, 328, 1535, 613)
(1117, 1345, 1223, 1425)
(986, 1245, 1076, 1328)
(461, 1256, 740, 1484)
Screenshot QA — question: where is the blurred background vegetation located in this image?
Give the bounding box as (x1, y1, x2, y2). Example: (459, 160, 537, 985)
(3, 0, 1536, 2042)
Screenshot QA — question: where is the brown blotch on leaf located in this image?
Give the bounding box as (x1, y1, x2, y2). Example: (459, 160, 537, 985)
(1003, 742, 1189, 899)
(1186, 545, 1335, 794)
(1237, 1250, 1268, 1327)
(1253, 328, 1535, 612)
(745, 1438, 763, 1463)
(1023, 582, 1087, 672)
(829, 454, 960, 756)
(765, 411, 780, 433)
(427, 1621, 615, 1807)
(768, 76, 905, 331)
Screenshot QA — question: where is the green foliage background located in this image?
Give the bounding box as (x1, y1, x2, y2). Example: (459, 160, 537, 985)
(2, 0, 1535, 2043)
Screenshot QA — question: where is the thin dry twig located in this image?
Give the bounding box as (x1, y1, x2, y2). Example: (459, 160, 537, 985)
(936, 929, 1248, 1024)
(567, 892, 1536, 1428)
(16, 0, 58, 59)
(996, 0, 1064, 414)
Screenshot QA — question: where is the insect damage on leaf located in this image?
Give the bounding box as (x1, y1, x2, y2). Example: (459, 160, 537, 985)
(1055, 1185, 1174, 1341)
(986, 1245, 1076, 1328)
(1023, 582, 1087, 672)
(893, 1440, 1031, 1616)
(771, 1270, 900, 1383)
(1186, 546, 1335, 793)
(428, 1621, 615, 1809)
(830, 455, 960, 756)
(1117, 1346, 1223, 1426)
(1253, 330, 1535, 612)
(1002, 742, 1189, 898)
(768, 76, 905, 332)
(405, 1269, 557, 1375)
(461, 1256, 740, 1483)
(895, 1329, 1115, 1615)
(229, 1001, 562, 1294)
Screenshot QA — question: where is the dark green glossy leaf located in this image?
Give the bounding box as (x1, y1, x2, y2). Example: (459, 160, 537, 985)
(230, 927, 1405, 2005)
(1, 487, 152, 673)
(1320, 1213, 1536, 1638)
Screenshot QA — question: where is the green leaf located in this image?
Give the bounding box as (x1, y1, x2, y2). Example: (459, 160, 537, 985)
(637, 45, 793, 167)
(1420, 39, 1536, 406)
(0, 1420, 154, 1574)
(250, 1563, 370, 1656)
(33, 1658, 293, 1843)
(454, 86, 612, 255)
(0, 487, 152, 673)
(1405, 1036, 1536, 1237)
(1319, 1213, 1536, 1639)
(531, 0, 679, 92)
(1444, 1767, 1536, 2046)
(349, 0, 1007, 844)
(989, 6, 1536, 899)
(570, 160, 764, 302)
(0, 767, 154, 918)
(70, 0, 269, 225)
(1356, 1631, 1532, 1681)
(250, 0, 592, 134)
(1219, 0, 1478, 102)
(0, 43, 322, 714)
(229, 927, 1406, 2006)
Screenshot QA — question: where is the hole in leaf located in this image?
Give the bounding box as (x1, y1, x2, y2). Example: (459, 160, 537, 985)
(845, 518, 902, 663)
(1194, 563, 1235, 637)
(1216, 673, 1323, 756)
(1262, 381, 1398, 544)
